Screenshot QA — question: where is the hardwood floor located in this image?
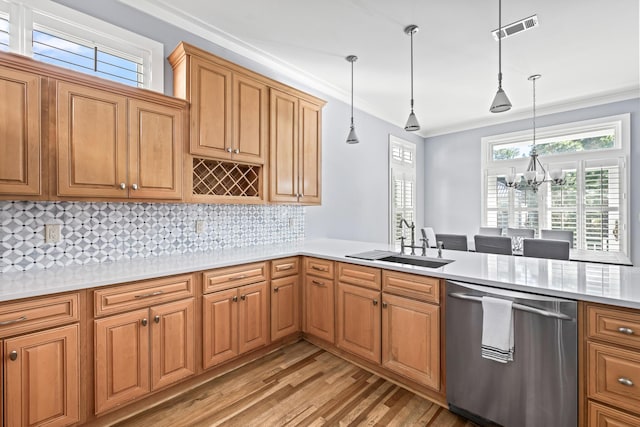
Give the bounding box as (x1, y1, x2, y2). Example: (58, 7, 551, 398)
(116, 340, 476, 427)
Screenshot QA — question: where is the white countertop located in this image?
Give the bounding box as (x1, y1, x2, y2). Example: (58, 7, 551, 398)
(1, 238, 639, 309)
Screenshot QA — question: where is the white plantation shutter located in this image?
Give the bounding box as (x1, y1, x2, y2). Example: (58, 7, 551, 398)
(0, 15, 8, 52)
(547, 168, 578, 247)
(485, 173, 509, 229)
(390, 138, 416, 244)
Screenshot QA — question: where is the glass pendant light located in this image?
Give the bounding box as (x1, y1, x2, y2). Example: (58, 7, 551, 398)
(404, 25, 420, 131)
(490, 0, 512, 113)
(345, 55, 359, 144)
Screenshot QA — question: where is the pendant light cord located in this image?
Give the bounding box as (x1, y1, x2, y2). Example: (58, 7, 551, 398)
(350, 59, 354, 126)
(410, 30, 415, 111)
(498, 0, 502, 88)
(532, 76, 537, 147)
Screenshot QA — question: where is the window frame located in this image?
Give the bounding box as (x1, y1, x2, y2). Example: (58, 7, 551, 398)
(481, 114, 630, 257)
(0, 0, 163, 92)
(389, 135, 417, 245)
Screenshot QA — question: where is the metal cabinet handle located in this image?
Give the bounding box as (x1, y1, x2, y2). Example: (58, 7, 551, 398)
(618, 377, 634, 387)
(154, 315, 160, 324)
(311, 280, 325, 287)
(300, 193, 304, 197)
(226, 147, 232, 153)
(276, 264, 293, 271)
(232, 296, 238, 302)
(373, 299, 378, 306)
(274, 287, 279, 293)
(233, 148, 239, 154)
(141, 318, 148, 326)
(229, 274, 247, 281)
(131, 183, 139, 191)
(0, 316, 27, 326)
(382, 302, 388, 309)
(311, 266, 327, 272)
(9, 351, 17, 361)
(119, 182, 126, 190)
(135, 290, 164, 299)
(240, 294, 246, 301)
(618, 327, 635, 335)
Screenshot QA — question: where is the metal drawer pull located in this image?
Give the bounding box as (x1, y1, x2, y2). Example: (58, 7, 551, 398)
(618, 327, 635, 335)
(618, 378, 634, 387)
(276, 264, 293, 271)
(226, 147, 232, 153)
(141, 318, 148, 326)
(448, 293, 573, 321)
(9, 351, 17, 361)
(119, 182, 126, 190)
(0, 316, 27, 326)
(240, 295, 246, 301)
(229, 274, 248, 281)
(312, 280, 325, 287)
(382, 302, 388, 308)
(311, 266, 328, 271)
(274, 287, 279, 293)
(232, 296, 238, 302)
(233, 148, 239, 154)
(154, 315, 160, 323)
(373, 299, 378, 306)
(135, 290, 164, 299)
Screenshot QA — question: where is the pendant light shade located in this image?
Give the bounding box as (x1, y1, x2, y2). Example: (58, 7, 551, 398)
(490, 0, 512, 113)
(345, 55, 359, 144)
(404, 25, 420, 132)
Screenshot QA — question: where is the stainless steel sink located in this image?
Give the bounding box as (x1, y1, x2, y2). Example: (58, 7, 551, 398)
(378, 255, 453, 268)
(346, 250, 454, 269)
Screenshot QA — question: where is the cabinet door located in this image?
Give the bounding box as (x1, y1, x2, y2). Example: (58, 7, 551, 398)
(298, 99, 322, 205)
(4, 324, 79, 427)
(232, 73, 267, 164)
(190, 57, 232, 158)
(150, 299, 195, 391)
(269, 89, 299, 202)
(94, 309, 150, 414)
(304, 276, 335, 343)
(56, 80, 128, 198)
(382, 293, 440, 390)
(0, 67, 42, 196)
(238, 282, 268, 354)
(271, 276, 300, 341)
(202, 289, 238, 369)
(128, 99, 183, 199)
(336, 283, 381, 363)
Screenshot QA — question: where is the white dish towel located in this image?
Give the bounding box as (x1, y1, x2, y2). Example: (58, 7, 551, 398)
(481, 296, 514, 363)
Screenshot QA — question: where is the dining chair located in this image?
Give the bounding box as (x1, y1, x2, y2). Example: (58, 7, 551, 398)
(474, 235, 513, 255)
(435, 234, 468, 251)
(541, 229, 574, 248)
(506, 228, 535, 238)
(522, 238, 570, 260)
(420, 227, 437, 248)
(478, 227, 503, 236)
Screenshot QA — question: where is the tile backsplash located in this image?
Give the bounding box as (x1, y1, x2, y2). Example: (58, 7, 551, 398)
(0, 201, 304, 273)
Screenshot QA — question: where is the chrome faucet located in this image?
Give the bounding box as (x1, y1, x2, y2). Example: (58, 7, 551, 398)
(399, 218, 427, 256)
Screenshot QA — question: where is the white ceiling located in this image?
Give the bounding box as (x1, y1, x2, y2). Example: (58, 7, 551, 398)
(122, 0, 639, 137)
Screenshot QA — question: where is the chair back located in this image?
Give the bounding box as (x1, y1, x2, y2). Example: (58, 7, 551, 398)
(522, 238, 570, 260)
(420, 227, 437, 248)
(506, 228, 535, 238)
(478, 227, 502, 236)
(474, 235, 513, 255)
(435, 234, 468, 251)
(541, 229, 573, 247)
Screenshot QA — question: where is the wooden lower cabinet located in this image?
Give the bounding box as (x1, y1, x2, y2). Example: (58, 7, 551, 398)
(381, 293, 440, 391)
(588, 401, 640, 426)
(203, 282, 268, 370)
(271, 275, 300, 341)
(4, 324, 80, 427)
(336, 282, 381, 363)
(304, 275, 335, 343)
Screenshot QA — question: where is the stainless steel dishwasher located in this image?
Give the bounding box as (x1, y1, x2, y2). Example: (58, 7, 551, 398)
(446, 280, 577, 427)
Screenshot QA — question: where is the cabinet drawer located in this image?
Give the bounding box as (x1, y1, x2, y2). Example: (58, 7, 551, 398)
(0, 293, 79, 338)
(588, 342, 640, 415)
(587, 304, 640, 350)
(203, 262, 267, 294)
(94, 274, 194, 317)
(382, 271, 440, 304)
(337, 262, 381, 290)
(588, 400, 640, 427)
(271, 257, 300, 279)
(304, 257, 334, 279)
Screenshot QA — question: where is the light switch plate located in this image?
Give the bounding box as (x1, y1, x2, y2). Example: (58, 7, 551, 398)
(195, 220, 206, 234)
(44, 224, 61, 244)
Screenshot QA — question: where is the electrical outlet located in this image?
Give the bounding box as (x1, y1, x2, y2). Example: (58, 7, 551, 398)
(44, 224, 61, 244)
(195, 220, 206, 234)
(288, 218, 294, 228)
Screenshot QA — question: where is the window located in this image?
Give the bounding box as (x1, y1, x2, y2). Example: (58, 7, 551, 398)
(389, 136, 417, 244)
(481, 114, 630, 257)
(0, 0, 162, 91)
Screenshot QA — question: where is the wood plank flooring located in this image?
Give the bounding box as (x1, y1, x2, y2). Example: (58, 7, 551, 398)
(116, 341, 476, 427)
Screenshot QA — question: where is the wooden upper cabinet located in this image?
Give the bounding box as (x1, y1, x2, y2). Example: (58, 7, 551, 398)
(4, 324, 80, 427)
(128, 98, 183, 199)
(233, 73, 267, 164)
(56, 80, 128, 198)
(269, 88, 299, 203)
(0, 66, 43, 197)
(298, 99, 322, 204)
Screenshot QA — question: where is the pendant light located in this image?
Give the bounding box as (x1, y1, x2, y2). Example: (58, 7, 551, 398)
(345, 55, 359, 144)
(489, 0, 512, 113)
(404, 25, 420, 131)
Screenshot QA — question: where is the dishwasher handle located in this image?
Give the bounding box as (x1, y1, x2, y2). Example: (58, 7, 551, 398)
(448, 292, 574, 321)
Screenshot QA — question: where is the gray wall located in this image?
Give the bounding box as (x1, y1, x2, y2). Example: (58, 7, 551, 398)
(423, 98, 640, 265)
(53, 0, 424, 245)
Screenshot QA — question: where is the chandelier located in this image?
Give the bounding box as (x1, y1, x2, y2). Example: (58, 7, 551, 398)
(504, 74, 565, 193)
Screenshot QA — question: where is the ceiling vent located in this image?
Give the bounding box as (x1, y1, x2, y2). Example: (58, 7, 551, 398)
(492, 14, 539, 41)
